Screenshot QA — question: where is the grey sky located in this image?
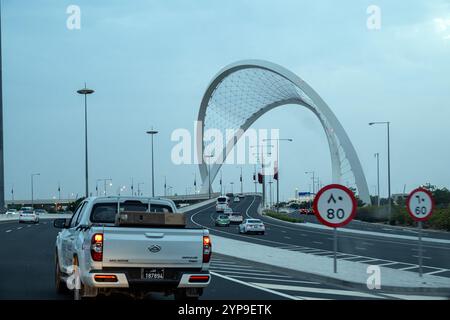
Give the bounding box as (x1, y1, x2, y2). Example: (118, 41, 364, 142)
(3, 0, 450, 201)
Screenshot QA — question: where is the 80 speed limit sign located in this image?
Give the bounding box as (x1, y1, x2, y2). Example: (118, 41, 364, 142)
(406, 187, 434, 221)
(313, 184, 357, 228)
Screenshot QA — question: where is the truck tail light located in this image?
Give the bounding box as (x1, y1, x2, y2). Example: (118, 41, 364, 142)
(94, 275, 118, 283)
(203, 235, 211, 263)
(91, 233, 103, 262)
(189, 275, 210, 283)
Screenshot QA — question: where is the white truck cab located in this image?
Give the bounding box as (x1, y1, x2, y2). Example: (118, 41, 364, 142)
(54, 196, 211, 300)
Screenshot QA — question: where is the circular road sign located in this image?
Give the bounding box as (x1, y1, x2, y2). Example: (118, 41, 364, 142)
(406, 187, 434, 222)
(313, 184, 357, 228)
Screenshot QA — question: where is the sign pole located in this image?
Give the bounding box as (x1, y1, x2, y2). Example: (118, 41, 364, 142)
(406, 187, 434, 278)
(333, 227, 337, 273)
(418, 221, 423, 278)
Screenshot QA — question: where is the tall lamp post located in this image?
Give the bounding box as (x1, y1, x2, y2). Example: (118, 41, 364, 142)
(369, 121, 391, 219)
(204, 154, 214, 199)
(77, 85, 95, 198)
(137, 182, 144, 196)
(31, 173, 40, 208)
(374, 153, 380, 206)
(263, 138, 293, 213)
(305, 171, 316, 194)
(146, 129, 158, 197)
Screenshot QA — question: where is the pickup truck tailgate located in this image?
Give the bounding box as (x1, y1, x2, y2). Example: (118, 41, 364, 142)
(101, 227, 205, 268)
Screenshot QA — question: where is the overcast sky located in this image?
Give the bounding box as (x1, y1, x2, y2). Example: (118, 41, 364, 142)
(3, 0, 450, 201)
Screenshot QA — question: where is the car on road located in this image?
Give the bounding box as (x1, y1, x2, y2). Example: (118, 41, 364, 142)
(19, 206, 33, 214)
(238, 194, 245, 199)
(215, 214, 230, 227)
(223, 207, 233, 215)
(19, 209, 39, 224)
(229, 212, 244, 224)
(215, 196, 229, 212)
(238, 219, 265, 235)
(54, 196, 211, 300)
(234, 196, 240, 202)
(34, 209, 47, 215)
(5, 208, 17, 215)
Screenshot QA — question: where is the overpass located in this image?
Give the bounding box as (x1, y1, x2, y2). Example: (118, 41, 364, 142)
(4, 193, 221, 209)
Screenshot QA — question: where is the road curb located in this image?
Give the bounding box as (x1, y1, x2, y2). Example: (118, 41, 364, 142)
(213, 252, 450, 296)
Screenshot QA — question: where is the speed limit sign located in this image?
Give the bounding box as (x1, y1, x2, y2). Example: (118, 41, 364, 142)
(313, 184, 357, 228)
(406, 187, 434, 222)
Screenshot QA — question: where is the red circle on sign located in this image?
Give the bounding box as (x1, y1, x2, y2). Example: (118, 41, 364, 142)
(313, 184, 357, 228)
(406, 187, 434, 222)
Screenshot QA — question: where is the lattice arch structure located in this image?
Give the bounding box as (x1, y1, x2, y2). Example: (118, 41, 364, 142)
(196, 60, 371, 205)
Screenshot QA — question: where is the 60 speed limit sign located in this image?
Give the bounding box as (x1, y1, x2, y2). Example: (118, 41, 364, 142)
(406, 187, 434, 221)
(313, 184, 357, 228)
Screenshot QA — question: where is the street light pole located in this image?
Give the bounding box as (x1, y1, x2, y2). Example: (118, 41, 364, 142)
(146, 129, 158, 197)
(31, 173, 40, 208)
(263, 138, 293, 212)
(369, 121, 391, 219)
(204, 154, 213, 199)
(137, 182, 144, 196)
(305, 171, 316, 194)
(375, 153, 380, 206)
(77, 85, 94, 198)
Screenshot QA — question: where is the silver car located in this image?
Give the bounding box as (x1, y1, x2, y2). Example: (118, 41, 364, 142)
(19, 210, 39, 224)
(239, 219, 265, 235)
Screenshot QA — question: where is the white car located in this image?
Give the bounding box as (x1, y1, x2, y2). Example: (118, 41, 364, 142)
(234, 196, 240, 202)
(239, 219, 265, 235)
(229, 212, 244, 224)
(6, 208, 17, 215)
(54, 196, 211, 300)
(19, 210, 39, 224)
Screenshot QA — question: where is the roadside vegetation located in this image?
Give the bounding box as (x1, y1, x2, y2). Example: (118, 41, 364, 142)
(263, 210, 305, 223)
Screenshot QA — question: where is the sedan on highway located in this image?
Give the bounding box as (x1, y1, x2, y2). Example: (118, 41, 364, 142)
(5, 208, 17, 215)
(234, 196, 240, 202)
(34, 209, 47, 215)
(215, 214, 231, 227)
(19, 210, 39, 224)
(229, 212, 244, 224)
(239, 219, 265, 235)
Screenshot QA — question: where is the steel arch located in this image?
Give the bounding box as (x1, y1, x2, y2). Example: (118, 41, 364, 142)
(196, 60, 370, 205)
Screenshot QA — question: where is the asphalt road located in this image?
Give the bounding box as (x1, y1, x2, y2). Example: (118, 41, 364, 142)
(0, 200, 447, 300)
(186, 195, 450, 278)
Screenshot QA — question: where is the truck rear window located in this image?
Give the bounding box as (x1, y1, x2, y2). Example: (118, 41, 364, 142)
(90, 202, 174, 223)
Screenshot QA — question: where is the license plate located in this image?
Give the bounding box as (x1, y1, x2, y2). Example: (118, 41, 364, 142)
(143, 268, 164, 280)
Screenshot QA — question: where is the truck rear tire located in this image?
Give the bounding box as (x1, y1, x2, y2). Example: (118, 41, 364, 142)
(174, 289, 200, 301)
(55, 252, 68, 294)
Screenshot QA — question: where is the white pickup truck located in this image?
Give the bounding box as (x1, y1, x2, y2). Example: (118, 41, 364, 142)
(54, 197, 211, 300)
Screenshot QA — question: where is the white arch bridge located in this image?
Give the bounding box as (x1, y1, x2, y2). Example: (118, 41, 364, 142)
(196, 60, 370, 205)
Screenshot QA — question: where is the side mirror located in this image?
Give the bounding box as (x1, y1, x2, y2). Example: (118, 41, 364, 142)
(54, 218, 69, 229)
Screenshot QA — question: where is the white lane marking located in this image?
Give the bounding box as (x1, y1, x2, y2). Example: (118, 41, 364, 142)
(355, 247, 367, 251)
(295, 296, 332, 300)
(210, 269, 292, 278)
(412, 255, 432, 260)
(281, 230, 287, 233)
(229, 275, 319, 285)
(210, 261, 238, 266)
(27, 225, 31, 228)
(399, 266, 419, 271)
(210, 264, 269, 272)
(211, 266, 272, 273)
(211, 272, 301, 300)
(5, 229, 12, 233)
(250, 282, 385, 299)
(426, 269, 448, 275)
(376, 262, 399, 267)
(313, 241, 323, 245)
(384, 294, 448, 300)
(17, 227, 22, 230)
(284, 236, 292, 240)
(356, 259, 382, 263)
